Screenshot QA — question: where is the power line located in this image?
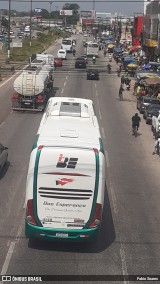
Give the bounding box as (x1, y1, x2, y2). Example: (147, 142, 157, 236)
(0, 0, 159, 2)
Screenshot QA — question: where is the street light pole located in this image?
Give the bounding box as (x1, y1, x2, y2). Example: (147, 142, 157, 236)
(8, 0, 11, 59)
(49, 1, 53, 29)
(30, 0, 32, 47)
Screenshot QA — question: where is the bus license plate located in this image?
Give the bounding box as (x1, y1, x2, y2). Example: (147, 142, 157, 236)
(56, 233, 68, 238)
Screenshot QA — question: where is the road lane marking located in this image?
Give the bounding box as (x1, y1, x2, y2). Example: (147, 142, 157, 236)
(120, 246, 129, 284)
(109, 180, 118, 214)
(105, 150, 110, 168)
(1, 241, 16, 275)
(0, 215, 24, 276)
(101, 127, 106, 140)
(61, 88, 64, 94)
(0, 121, 5, 128)
(64, 81, 66, 87)
(96, 92, 102, 120)
(95, 83, 97, 88)
(66, 76, 68, 80)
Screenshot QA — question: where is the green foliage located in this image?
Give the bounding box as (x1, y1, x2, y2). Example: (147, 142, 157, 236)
(10, 33, 57, 62)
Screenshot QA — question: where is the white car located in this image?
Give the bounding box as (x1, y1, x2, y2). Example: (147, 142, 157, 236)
(57, 49, 67, 60)
(10, 34, 16, 39)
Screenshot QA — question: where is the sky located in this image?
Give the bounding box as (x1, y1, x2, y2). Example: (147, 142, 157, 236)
(0, 0, 144, 16)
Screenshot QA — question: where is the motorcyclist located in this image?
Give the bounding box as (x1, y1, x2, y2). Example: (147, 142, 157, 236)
(109, 53, 112, 62)
(107, 63, 111, 73)
(132, 113, 141, 133)
(92, 55, 96, 64)
(104, 48, 107, 57)
(117, 67, 121, 77)
(72, 49, 76, 57)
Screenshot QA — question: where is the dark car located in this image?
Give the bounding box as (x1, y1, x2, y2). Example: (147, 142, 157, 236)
(75, 57, 86, 69)
(137, 96, 159, 114)
(0, 143, 8, 173)
(87, 69, 99, 80)
(54, 58, 63, 68)
(79, 54, 88, 64)
(143, 104, 160, 124)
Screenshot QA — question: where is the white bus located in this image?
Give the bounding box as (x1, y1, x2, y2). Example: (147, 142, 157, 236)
(61, 38, 73, 53)
(86, 41, 99, 57)
(25, 97, 106, 242)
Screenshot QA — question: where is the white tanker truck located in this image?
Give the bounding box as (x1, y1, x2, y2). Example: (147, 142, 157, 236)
(11, 59, 54, 111)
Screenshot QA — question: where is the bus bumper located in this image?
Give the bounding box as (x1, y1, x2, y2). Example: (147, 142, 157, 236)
(25, 222, 99, 242)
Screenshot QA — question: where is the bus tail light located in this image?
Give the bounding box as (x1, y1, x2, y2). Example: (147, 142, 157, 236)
(89, 203, 102, 228)
(26, 199, 37, 225)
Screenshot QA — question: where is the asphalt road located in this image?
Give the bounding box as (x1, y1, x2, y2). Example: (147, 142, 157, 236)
(0, 35, 160, 284)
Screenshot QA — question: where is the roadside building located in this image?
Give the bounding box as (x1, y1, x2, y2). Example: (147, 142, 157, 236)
(142, 0, 160, 60)
(132, 16, 143, 46)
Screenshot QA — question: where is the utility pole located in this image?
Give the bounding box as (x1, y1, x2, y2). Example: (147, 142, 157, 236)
(29, 0, 32, 47)
(49, 1, 53, 29)
(7, 0, 11, 59)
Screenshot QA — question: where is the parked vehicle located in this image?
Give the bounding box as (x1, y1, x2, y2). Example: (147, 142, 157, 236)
(137, 96, 159, 114)
(25, 97, 106, 242)
(0, 144, 8, 173)
(143, 105, 160, 124)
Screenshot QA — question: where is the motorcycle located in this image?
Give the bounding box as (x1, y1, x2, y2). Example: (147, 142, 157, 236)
(107, 65, 111, 74)
(126, 84, 131, 91)
(92, 56, 96, 64)
(109, 54, 112, 62)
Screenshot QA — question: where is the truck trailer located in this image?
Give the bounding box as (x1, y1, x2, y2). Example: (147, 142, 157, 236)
(11, 60, 54, 111)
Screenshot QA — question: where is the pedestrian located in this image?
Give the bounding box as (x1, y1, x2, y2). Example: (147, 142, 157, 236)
(152, 137, 160, 155)
(121, 75, 125, 84)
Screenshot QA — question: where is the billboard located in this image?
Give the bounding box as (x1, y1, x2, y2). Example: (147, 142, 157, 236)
(34, 8, 42, 13)
(34, 8, 42, 19)
(80, 11, 92, 18)
(60, 10, 73, 16)
(82, 19, 95, 25)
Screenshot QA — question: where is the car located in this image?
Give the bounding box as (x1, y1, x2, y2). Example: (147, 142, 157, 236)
(17, 32, 24, 39)
(10, 34, 16, 39)
(87, 69, 99, 80)
(79, 54, 88, 64)
(54, 58, 63, 67)
(75, 57, 86, 69)
(57, 49, 67, 60)
(143, 104, 160, 124)
(0, 143, 8, 173)
(137, 96, 159, 114)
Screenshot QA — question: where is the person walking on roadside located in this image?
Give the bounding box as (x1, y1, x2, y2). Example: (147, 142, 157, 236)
(121, 75, 125, 84)
(152, 137, 160, 155)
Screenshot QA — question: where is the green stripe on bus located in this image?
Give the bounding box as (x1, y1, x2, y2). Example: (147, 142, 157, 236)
(83, 151, 99, 229)
(33, 148, 42, 227)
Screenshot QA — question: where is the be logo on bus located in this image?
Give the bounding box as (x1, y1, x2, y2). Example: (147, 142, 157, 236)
(56, 154, 78, 169)
(56, 178, 74, 186)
